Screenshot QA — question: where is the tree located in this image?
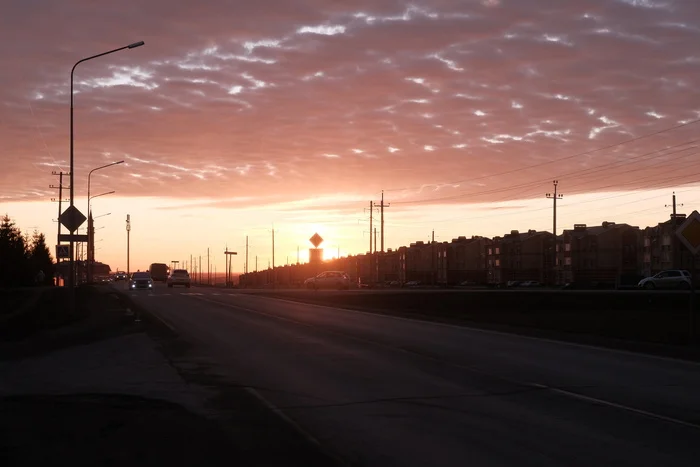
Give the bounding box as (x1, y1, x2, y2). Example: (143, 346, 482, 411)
(29, 231, 54, 286)
(0, 214, 30, 286)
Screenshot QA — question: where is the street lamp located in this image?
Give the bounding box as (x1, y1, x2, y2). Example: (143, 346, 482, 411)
(87, 192, 114, 282)
(68, 41, 144, 299)
(89, 190, 116, 212)
(88, 161, 123, 216)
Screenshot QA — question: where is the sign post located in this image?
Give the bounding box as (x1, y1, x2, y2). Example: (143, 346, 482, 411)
(675, 210, 700, 344)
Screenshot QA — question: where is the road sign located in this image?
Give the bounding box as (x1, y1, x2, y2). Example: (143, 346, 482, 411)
(59, 205, 86, 233)
(56, 244, 70, 259)
(676, 210, 700, 255)
(59, 234, 88, 242)
(309, 232, 324, 248)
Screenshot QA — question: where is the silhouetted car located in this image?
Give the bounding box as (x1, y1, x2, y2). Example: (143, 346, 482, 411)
(167, 269, 191, 288)
(129, 272, 153, 290)
(638, 270, 691, 290)
(304, 271, 350, 290)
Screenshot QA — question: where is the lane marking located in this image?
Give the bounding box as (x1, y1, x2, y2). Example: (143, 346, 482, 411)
(194, 295, 700, 431)
(243, 387, 349, 466)
(543, 386, 700, 431)
(240, 294, 700, 367)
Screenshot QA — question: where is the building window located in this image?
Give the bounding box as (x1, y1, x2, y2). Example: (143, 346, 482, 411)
(565, 244, 571, 252)
(488, 248, 492, 255)
(495, 247, 500, 254)
(495, 259, 500, 267)
(564, 257, 571, 266)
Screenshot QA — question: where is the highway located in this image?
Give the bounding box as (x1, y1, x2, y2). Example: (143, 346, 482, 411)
(122, 283, 700, 467)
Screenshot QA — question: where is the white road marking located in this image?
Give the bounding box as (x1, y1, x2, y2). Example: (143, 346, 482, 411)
(150, 310, 176, 332)
(243, 387, 347, 465)
(195, 295, 700, 431)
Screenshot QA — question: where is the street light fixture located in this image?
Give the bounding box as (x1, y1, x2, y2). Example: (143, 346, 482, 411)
(89, 190, 116, 211)
(88, 161, 123, 216)
(87, 192, 114, 283)
(68, 40, 144, 301)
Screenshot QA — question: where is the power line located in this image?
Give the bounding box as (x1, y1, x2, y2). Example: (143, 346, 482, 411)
(392, 141, 699, 206)
(385, 118, 700, 195)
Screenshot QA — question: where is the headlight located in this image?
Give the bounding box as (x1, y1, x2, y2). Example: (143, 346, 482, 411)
(148, 283, 152, 287)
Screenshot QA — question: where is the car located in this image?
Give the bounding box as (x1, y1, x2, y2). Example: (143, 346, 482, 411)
(129, 271, 153, 290)
(304, 271, 350, 290)
(114, 271, 128, 281)
(638, 270, 692, 290)
(167, 269, 191, 288)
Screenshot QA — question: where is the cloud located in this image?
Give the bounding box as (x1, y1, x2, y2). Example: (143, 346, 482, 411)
(2, 0, 700, 207)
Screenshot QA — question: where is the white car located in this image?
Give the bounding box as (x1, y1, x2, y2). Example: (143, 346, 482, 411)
(304, 271, 351, 290)
(638, 270, 691, 290)
(167, 269, 191, 288)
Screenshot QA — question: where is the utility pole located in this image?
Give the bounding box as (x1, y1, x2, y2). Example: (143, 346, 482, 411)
(199, 256, 202, 285)
(666, 191, 683, 221)
(368, 201, 373, 254)
(50, 171, 69, 261)
(432, 229, 436, 286)
(245, 236, 249, 274)
(374, 227, 378, 282)
(255, 255, 258, 272)
(297, 246, 300, 264)
(126, 214, 131, 279)
(666, 192, 684, 269)
(207, 247, 210, 285)
(190, 254, 193, 273)
(271, 227, 275, 288)
(376, 191, 390, 253)
(546, 180, 563, 285)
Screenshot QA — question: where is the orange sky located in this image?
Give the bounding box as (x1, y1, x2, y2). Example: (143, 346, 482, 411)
(3, 0, 700, 272)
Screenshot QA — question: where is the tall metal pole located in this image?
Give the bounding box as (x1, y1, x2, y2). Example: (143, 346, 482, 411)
(381, 191, 384, 253)
(68, 41, 144, 302)
(271, 228, 275, 289)
(207, 248, 210, 285)
(246, 236, 249, 274)
(546, 181, 563, 285)
(126, 214, 131, 279)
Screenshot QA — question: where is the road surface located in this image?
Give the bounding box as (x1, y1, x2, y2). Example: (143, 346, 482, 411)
(122, 283, 700, 467)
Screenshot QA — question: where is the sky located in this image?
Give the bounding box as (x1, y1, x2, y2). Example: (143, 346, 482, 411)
(3, 0, 700, 273)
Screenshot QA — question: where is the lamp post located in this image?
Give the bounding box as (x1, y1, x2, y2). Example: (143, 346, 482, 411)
(87, 191, 115, 283)
(68, 41, 144, 303)
(88, 161, 123, 216)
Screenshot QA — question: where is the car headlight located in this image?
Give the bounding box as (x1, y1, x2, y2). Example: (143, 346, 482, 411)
(148, 283, 152, 287)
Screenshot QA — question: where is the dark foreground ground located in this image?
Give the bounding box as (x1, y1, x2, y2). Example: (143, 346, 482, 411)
(0, 394, 233, 467)
(0, 285, 339, 467)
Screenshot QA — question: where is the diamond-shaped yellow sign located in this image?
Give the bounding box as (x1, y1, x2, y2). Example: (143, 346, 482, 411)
(676, 210, 700, 255)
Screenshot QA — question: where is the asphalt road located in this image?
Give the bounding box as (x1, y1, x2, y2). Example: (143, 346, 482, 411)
(122, 283, 700, 467)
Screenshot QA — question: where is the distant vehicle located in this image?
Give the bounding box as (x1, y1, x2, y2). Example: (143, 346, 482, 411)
(149, 263, 169, 282)
(304, 271, 350, 290)
(167, 269, 191, 288)
(403, 280, 421, 288)
(115, 271, 128, 281)
(638, 270, 691, 290)
(520, 281, 542, 287)
(129, 271, 153, 290)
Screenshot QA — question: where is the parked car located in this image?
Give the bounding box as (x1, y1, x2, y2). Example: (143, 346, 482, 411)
(167, 269, 191, 288)
(129, 271, 153, 290)
(304, 271, 350, 290)
(638, 270, 691, 290)
(520, 281, 542, 287)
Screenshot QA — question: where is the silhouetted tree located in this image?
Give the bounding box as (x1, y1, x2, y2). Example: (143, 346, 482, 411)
(29, 231, 54, 285)
(0, 214, 30, 286)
